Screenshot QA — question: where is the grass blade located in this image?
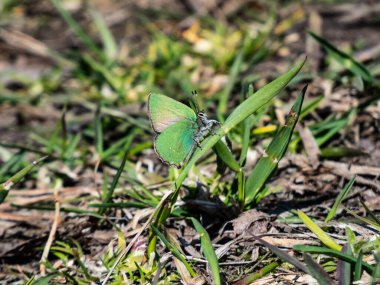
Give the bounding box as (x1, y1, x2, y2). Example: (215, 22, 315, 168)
(213, 140, 241, 172)
(293, 245, 375, 275)
(152, 226, 197, 277)
(255, 236, 308, 273)
(336, 244, 352, 285)
(50, 0, 104, 59)
(325, 176, 356, 222)
(95, 103, 104, 156)
(371, 252, 380, 285)
(299, 95, 324, 120)
(0, 156, 48, 203)
(359, 198, 380, 227)
(191, 218, 221, 285)
(354, 250, 363, 282)
(232, 261, 280, 285)
(28, 274, 58, 285)
(245, 85, 307, 205)
(81, 54, 121, 92)
(298, 210, 342, 251)
(237, 170, 246, 208)
(320, 147, 367, 158)
(344, 207, 380, 231)
(239, 84, 260, 166)
(309, 31, 376, 83)
(315, 116, 351, 147)
(89, 7, 117, 61)
(217, 51, 244, 118)
(303, 253, 337, 285)
(98, 150, 128, 216)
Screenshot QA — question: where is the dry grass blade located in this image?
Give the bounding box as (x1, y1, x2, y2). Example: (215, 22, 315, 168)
(40, 189, 61, 275)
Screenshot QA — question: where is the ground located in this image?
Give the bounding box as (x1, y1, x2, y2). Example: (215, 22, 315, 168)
(0, 0, 379, 284)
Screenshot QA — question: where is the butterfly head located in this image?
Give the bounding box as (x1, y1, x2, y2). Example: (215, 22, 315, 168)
(197, 111, 209, 125)
(197, 111, 206, 118)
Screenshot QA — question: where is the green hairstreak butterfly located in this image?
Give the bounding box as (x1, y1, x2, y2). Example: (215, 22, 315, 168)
(148, 93, 219, 168)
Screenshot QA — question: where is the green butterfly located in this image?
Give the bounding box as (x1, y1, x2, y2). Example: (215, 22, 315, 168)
(148, 93, 219, 168)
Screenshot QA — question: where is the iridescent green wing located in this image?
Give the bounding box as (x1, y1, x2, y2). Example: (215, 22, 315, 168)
(148, 93, 197, 133)
(154, 120, 197, 167)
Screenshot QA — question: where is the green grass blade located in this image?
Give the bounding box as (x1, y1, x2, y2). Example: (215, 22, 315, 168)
(315, 115, 351, 147)
(303, 253, 337, 285)
(175, 57, 306, 190)
(354, 250, 363, 282)
(65, 133, 81, 162)
(0, 153, 24, 179)
(337, 244, 352, 285)
(98, 150, 128, 216)
(60, 108, 67, 160)
(255, 236, 308, 273)
(245, 85, 307, 204)
(89, 7, 117, 61)
(0, 156, 48, 203)
(344, 207, 380, 231)
(152, 226, 197, 277)
(89, 201, 149, 209)
(191, 218, 221, 285)
(298, 210, 342, 251)
(233, 261, 279, 284)
(95, 103, 104, 156)
(239, 84, 259, 166)
(371, 252, 380, 285)
(309, 31, 376, 83)
(147, 194, 173, 255)
(325, 176, 356, 222)
(217, 50, 244, 118)
(359, 198, 380, 227)
(29, 274, 58, 285)
(81, 54, 121, 92)
(293, 245, 375, 276)
(320, 147, 367, 158)
(237, 170, 246, 208)
(50, 0, 104, 59)
(299, 95, 324, 120)
(213, 140, 241, 172)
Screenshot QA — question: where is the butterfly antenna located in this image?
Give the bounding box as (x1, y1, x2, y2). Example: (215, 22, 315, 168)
(191, 90, 200, 113)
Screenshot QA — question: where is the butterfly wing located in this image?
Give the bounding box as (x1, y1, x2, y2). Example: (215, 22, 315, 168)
(154, 120, 197, 167)
(148, 93, 197, 133)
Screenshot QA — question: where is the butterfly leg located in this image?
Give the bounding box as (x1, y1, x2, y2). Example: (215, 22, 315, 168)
(194, 137, 203, 150)
(185, 143, 197, 163)
(209, 120, 220, 136)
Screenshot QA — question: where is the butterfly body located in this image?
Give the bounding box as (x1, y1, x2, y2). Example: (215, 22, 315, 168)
(148, 93, 219, 167)
(194, 112, 219, 147)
